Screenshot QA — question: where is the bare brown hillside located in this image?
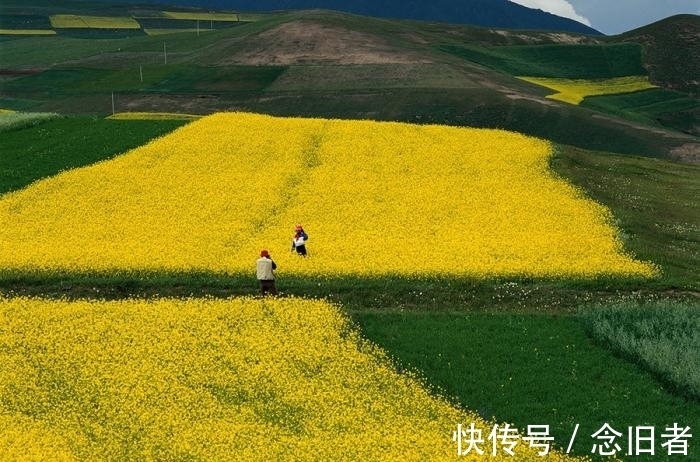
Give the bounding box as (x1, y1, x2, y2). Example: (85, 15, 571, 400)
(220, 20, 433, 65)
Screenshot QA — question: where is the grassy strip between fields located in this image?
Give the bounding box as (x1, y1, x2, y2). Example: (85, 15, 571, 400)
(579, 301, 700, 401)
(0, 271, 677, 313)
(106, 111, 201, 120)
(143, 28, 214, 36)
(0, 65, 288, 96)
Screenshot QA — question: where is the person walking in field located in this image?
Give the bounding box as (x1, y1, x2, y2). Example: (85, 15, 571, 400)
(291, 224, 309, 257)
(256, 249, 277, 296)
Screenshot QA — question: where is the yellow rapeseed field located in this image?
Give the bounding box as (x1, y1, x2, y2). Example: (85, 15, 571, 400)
(518, 76, 657, 105)
(49, 14, 140, 29)
(163, 11, 240, 21)
(0, 112, 656, 278)
(0, 296, 587, 461)
(0, 29, 56, 35)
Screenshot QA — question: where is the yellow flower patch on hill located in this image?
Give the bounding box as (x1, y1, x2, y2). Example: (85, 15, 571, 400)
(0, 112, 656, 278)
(518, 76, 657, 105)
(0, 29, 56, 35)
(49, 14, 140, 29)
(162, 11, 239, 21)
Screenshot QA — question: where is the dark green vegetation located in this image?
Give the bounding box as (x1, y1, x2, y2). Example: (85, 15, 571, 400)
(0, 13, 52, 29)
(618, 15, 700, 94)
(583, 89, 700, 136)
(1, 65, 286, 96)
(440, 42, 647, 78)
(0, 2, 699, 460)
(0, 117, 187, 194)
(353, 309, 700, 462)
(550, 146, 700, 290)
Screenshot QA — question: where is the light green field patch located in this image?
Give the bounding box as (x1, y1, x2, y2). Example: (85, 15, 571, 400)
(49, 14, 140, 29)
(0, 29, 56, 35)
(107, 112, 201, 120)
(579, 301, 700, 400)
(0, 111, 61, 132)
(162, 11, 239, 21)
(143, 28, 214, 36)
(519, 75, 658, 105)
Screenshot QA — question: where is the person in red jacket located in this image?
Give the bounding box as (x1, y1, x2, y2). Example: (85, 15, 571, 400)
(290, 224, 309, 257)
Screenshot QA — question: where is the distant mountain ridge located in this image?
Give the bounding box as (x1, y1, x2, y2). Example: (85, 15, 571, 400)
(88, 0, 603, 35)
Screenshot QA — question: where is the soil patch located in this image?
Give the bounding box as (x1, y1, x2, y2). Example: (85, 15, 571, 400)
(670, 143, 700, 165)
(222, 20, 433, 65)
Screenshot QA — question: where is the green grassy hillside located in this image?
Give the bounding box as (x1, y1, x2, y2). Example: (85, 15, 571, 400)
(1, 4, 697, 160)
(0, 116, 187, 194)
(613, 14, 700, 94)
(582, 89, 700, 136)
(440, 42, 647, 78)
